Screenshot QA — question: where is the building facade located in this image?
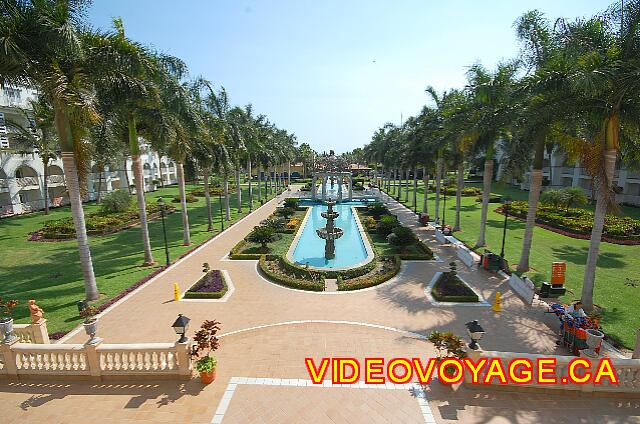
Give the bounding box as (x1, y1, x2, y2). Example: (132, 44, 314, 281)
(0, 85, 179, 217)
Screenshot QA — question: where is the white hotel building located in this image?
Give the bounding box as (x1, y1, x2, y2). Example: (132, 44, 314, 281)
(0, 86, 179, 216)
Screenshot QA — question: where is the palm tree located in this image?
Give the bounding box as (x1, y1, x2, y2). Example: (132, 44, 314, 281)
(87, 17, 165, 266)
(206, 86, 233, 220)
(1, 0, 100, 300)
(558, 1, 640, 310)
(6, 97, 59, 215)
(464, 62, 519, 247)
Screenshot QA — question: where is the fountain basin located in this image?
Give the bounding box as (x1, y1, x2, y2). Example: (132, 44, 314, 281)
(287, 200, 374, 270)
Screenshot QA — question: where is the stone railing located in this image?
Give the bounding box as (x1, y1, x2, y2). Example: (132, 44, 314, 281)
(465, 349, 640, 394)
(16, 176, 39, 188)
(46, 174, 65, 184)
(0, 321, 49, 344)
(0, 339, 192, 381)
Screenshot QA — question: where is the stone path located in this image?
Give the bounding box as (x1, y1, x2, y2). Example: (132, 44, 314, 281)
(1, 186, 638, 423)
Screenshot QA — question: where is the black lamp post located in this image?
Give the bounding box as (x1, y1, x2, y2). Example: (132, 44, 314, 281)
(172, 314, 190, 343)
(218, 192, 224, 231)
(157, 197, 170, 266)
(465, 320, 485, 350)
(500, 196, 512, 258)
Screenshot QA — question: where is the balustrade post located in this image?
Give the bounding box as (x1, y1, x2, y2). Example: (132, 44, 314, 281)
(463, 347, 482, 385)
(30, 319, 50, 344)
(175, 339, 193, 380)
(84, 339, 103, 380)
(1, 339, 19, 378)
(633, 329, 640, 359)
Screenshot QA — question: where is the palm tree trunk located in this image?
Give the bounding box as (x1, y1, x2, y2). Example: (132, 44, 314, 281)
(42, 157, 50, 214)
(404, 169, 409, 202)
(248, 158, 253, 211)
(204, 169, 213, 231)
(61, 152, 99, 300)
(582, 113, 618, 311)
(423, 169, 429, 215)
(269, 166, 274, 194)
(257, 165, 262, 203)
(96, 166, 103, 204)
(454, 162, 464, 231)
(288, 161, 291, 187)
(435, 158, 443, 224)
(517, 134, 546, 272)
(158, 161, 165, 188)
(177, 162, 191, 245)
(128, 114, 155, 265)
(55, 101, 98, 300)
(123, 159, 132, 194)
(476, 157, 494, 247)
(412, 167, 417, 209)
(235, 163, 242, 213)
(223, 170, 231, 220)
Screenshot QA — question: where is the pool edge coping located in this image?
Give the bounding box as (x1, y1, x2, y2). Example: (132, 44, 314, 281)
(285, 202, 375, 272)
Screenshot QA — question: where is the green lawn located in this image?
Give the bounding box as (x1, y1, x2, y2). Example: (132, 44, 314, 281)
(386, 180, 640, 349)
(0, 184, 275, 334)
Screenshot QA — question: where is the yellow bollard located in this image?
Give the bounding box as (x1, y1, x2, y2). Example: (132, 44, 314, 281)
(173, 283, 181, 301)
(492, 291, 502, 313)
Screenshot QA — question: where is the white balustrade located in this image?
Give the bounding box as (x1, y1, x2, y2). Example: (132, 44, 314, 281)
(465, 349, 640, 394)
(98, 343, 178, 374)
(16, 176, 39, 187)
(0, 339, 192, 381)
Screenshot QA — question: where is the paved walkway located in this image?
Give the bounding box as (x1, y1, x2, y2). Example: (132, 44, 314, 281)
(1, 186, 638, 423)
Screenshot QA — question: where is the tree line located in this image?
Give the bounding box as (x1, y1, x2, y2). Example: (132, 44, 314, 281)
(361, 1, 640, 311)
(0, 0, 320, 300)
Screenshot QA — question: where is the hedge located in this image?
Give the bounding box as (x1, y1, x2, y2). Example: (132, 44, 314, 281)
(502, 200, 640, 242)
(398, 240, 434, 260)
(37, 203, 176, 240)
(229, 240, 266, 260)
(183, 270, 228, 299)
(337, 256, 401, 291)
(258, 255, 325, 291)
(431, 273, 479, 302)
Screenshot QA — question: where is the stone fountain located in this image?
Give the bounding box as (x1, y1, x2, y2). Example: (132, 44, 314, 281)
(316, 198, 344, 259)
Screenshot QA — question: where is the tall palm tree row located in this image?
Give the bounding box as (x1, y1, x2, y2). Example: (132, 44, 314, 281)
(0, 1, 300, 300)
(364, 0, 640, 312)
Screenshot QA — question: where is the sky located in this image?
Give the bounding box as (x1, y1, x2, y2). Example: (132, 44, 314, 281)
(87, 0, 611, 154)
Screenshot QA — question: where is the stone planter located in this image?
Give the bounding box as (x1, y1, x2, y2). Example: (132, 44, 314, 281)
(0, 317, 17, 343)
(83, 319, 100, 345)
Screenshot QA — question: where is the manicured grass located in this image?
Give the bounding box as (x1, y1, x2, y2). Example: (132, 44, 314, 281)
(367, 231, 427, 257)
(0, 183, 275, 334)
(386, 180, 640, 349)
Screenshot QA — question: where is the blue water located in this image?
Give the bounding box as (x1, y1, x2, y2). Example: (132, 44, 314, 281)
(291, 200, 369, 269)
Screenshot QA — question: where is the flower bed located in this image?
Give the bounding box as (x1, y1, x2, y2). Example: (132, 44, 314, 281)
(337, 256, 400, 291)
(497, 201, 640, 244)
(258, 255, 325, 291)
(431, 272, 479, 302)
(183, 270, 228, 299)
(31, 204, 177, 240)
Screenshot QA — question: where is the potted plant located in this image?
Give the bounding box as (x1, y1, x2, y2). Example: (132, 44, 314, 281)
(190, 320, 221, 384)
(0, 298, 19, 343)
(80, 305, 100, 344)
(428, 331, 467, 384)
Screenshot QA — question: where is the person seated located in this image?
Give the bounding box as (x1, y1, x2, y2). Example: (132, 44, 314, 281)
(566, 301, 587, 318)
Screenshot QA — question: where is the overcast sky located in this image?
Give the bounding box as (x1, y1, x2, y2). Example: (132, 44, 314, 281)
(88, 0, 611, 153)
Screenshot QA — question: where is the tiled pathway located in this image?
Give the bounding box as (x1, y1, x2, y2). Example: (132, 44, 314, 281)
(1, 187, 638, 423)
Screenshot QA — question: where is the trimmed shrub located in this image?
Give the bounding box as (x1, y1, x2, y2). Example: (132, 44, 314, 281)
(376, 215, 398, 237)
(245, 226, 278, 249)
(284, 198, 300, 210)
(337, 256, 400, 291)
(387, 226, 416, 247)
(276, 207, 296, 219)
(431, 272, 479, 302)
(183, 270, 228, 299)
(172, 194, 198, 203)
(101, 190, 132, 214)
(366, 202, 388, 218)
(259, 255, 325, 291)
(261, 217, 287, 232)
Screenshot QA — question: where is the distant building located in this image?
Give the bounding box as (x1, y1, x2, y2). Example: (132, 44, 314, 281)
(0, 85, 179, 217)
